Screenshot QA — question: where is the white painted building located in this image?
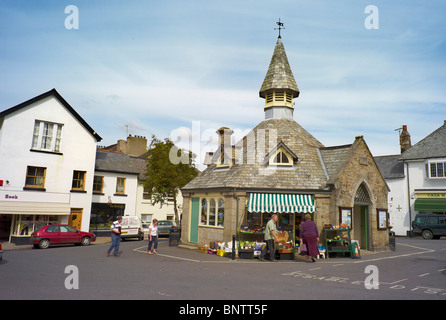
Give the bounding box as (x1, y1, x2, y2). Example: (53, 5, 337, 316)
(90, 150, 139, 235)
(103, 135, 184, 225)
(0, 89, 101, 244)
(376, 122, 446, 236)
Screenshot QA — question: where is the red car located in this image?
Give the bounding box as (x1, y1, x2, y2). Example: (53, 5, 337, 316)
(30, 224, 96, 249)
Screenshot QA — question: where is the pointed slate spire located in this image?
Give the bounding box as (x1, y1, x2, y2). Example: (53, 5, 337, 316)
(259, 36, 299, 99)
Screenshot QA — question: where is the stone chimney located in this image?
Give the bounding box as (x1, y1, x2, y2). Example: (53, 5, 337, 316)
(116, 135, 147, 157)
(126, 135, 148, 157)
(216, 127, 234, 148)
(400, 125, 411, 153)
(216, 127, 234, 165)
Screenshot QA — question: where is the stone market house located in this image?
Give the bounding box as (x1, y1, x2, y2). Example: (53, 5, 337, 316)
(181, 35, 390, 251)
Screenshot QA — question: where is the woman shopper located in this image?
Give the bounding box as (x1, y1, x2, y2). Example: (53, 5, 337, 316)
(300, 214, 320, 262)
(147, 219, 159, 254)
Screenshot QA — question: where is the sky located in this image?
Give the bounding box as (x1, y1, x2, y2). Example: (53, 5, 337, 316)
(1, 0, 445, 168)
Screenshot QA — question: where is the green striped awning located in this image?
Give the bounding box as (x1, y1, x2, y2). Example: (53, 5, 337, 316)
(248, 193, 316, 213)
(414, 198, 446, 212)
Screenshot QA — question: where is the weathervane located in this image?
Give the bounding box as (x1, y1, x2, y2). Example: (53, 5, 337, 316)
(275, 18, 284, 38)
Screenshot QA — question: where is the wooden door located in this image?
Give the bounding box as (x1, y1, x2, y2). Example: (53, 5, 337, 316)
(69, 208, 83, 230)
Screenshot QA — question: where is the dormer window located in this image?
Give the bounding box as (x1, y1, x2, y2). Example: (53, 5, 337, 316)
(266, 142, 297, 167)
(273, 150, 290, 164)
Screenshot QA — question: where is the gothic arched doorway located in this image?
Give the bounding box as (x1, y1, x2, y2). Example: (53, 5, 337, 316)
(353, 183, 371, 250)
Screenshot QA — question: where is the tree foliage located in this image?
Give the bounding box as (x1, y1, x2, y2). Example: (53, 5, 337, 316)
(144, 135, 198, 225)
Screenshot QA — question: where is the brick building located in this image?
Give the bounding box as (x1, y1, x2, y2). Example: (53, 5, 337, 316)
(180, 35, 390, 251)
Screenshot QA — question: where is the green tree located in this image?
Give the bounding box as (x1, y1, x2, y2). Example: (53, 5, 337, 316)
(144, 135, 198, 226)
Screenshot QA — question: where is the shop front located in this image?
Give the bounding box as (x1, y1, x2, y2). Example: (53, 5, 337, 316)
(0, 189, 70, 244)
(238, 193, 316, 259)
(90, 202, 126, 237)
(414, 191, 446, 214)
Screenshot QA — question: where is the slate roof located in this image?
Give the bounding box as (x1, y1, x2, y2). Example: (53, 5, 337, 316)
(319, 144, 352, 180)
(182, 119, 328, 191)
(95, 150, 140, 175)
(259, 37, 299, 98)
(399, 120, 446, 161)
(374, 155, 405, 179)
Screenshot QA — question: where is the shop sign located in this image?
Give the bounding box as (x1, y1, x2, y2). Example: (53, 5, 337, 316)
(417, 193, 446, 199)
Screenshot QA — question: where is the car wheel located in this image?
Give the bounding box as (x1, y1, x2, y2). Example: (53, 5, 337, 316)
(39, 239, 50, 249)
(422, 229, 434, 240)
(81, 236, 91, 246)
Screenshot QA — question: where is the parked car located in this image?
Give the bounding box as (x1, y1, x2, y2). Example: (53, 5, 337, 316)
(120, 216, 144, 241)
(30, 224, 96, 249)
(157, 220, 175, 237)
(412, 213, 446, 239)
(0, 242, 3, 262)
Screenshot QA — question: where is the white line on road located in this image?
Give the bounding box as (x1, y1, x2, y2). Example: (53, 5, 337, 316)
(352, 243, 435, 264)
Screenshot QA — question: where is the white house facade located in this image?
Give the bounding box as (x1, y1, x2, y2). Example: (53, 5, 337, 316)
(90, 149, 139, 235)
(0, 89, 101, 244)
(376, 122, 446, 236)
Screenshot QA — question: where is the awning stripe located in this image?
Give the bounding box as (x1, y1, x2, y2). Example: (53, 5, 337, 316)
(248, 193, 316, 213)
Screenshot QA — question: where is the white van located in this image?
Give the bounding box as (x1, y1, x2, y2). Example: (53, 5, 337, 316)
(120, 216, 144, 241)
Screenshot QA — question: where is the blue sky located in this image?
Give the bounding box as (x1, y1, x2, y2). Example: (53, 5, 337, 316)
(1, 0, 445, 166)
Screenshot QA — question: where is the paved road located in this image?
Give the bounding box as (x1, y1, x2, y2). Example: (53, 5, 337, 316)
(0, 237, 445, 301)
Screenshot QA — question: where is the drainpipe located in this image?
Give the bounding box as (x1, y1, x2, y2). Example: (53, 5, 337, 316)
(406, 161, 413, 237)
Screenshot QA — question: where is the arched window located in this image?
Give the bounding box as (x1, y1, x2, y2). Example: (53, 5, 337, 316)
(217, 198, 224, 227)
(201, 198, 207, 224)
(209, 199, 216, 225)
(274, 151, 289, 164)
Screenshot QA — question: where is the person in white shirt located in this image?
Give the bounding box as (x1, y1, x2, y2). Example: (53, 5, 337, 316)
(147, 219, 159, 254)
(107, 216, 122, 257)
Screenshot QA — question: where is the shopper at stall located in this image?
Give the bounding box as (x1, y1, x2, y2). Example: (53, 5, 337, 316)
(301, 214, 320, 262)
(260, 214, 279, 262)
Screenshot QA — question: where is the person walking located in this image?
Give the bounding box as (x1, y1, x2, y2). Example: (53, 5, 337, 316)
(107, 216, 122, 257)
(147, 219, 159, 254)
(300, 214, 320, 262)
(260, 213, 279, 262)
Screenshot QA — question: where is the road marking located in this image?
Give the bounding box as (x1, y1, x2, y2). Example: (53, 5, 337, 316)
(332, 264, 344, 267)
(389, 279, 408, 284)
(419, 273, 430, 277)
(438, 269, 446, 272)
(352, 243, 435, 264)
(309, 267, 322, 270)
(133, 246, 202, 262)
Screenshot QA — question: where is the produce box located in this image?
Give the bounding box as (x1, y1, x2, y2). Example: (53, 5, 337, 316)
(279, 252, 295, 260)
(238, 248, 254, 259)
(239, 250, 254, 259)
(275, 231, 289, 246)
